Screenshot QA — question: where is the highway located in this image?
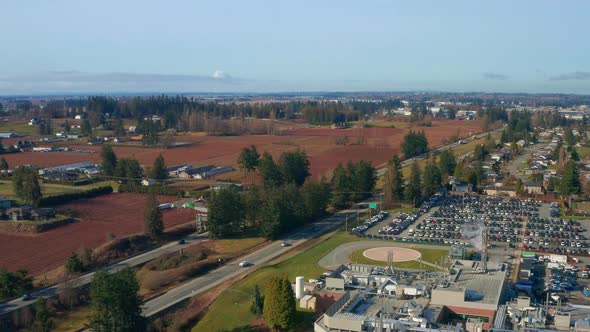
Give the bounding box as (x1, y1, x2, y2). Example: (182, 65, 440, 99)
(0, 232, 209, 316)
(0, 126, 503, 319)
(142, 210, 357, 317)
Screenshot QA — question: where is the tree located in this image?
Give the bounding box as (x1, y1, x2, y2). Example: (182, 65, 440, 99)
(0, 157, 8, 171)
(258, 152, 284, 188)
(238, 145, 260, 184)
(89, 269, 145, 332)
(571, 148, 580, 161)
(115, 158, 143, 181)
(422, 156, 441, 198)
(100, 145, 117, 177)
(565, 128, 576, 146)
(473, 144, 489, 161)
(350, 160, 376, 201)
(150, 154, 167, 180)
(144, 194, 163, 238)
(114, 118, 126, 137)
(560, 160, 581, 196)
(13, 167, 42, 206)
(65, 252, 85, 274)
(206, 186, 244, 238)
(32, 297, 53, 332)
(405, 163, 422, 206)
(259, 197, 281, 240)
(278, 150, 310, 186)
(64, 120, 71, 133)
(251, 284, 264, 317)
(401, 130, 429, 158)
(330, 163, 350, 209)
(300, 178, 331, 220)
(141, 121, 159, 146)
(438, 149, 457, 180)
(263, 274, 296, 331)
(81, 118, 92, 135)
(0, 269, 33, 300)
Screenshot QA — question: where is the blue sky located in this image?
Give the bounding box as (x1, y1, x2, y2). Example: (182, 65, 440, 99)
(1, 0, 589, 94)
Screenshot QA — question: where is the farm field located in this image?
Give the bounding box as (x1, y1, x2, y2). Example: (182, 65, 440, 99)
(1, 119, 484, 180)
(0, 193, 195, 276)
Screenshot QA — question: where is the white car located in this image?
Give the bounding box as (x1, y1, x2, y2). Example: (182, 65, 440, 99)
(239, 261, 252, 267)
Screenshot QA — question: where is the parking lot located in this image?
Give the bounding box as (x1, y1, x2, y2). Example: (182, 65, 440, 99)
(351, 194, 590, 258)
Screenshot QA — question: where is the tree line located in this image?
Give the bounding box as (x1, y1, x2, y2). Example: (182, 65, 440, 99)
(208, 147, 377, 240)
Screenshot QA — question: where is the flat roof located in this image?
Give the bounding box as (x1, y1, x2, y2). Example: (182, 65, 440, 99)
(453, 269, 506, 306)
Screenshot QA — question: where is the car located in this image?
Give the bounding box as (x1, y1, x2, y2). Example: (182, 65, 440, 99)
(239, 261, 252, 267)
(21, 294, 33, 301)
(178, 239, 186, 245)
(281, 242, 291, 247)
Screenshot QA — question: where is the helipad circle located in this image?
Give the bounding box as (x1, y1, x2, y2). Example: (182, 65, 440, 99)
(363, 247, 421, 262)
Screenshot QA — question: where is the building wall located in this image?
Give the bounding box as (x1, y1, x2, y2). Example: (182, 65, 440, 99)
(444, 306, 496, 330)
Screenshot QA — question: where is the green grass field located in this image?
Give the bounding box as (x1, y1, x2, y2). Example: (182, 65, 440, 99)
(192, 231, 361, 331)
(577, 146, 590, 160)
(348, 247, 449, 271)
(0, 122, 40, 136)
(0, 181, 80, 200)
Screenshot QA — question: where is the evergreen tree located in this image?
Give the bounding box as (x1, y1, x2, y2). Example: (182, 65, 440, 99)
(206, 186, 244, 238)
(438, 149, 457, 179)
(422, 156, 441, 198)
(65, 253, 85, 274)
(141, 121, 159, 146)
(13, 167, 42, 206)
(81, 118, 92, 135)
(560, 160, 581, 195)
(115, 158, 143, 181)
(89, 269, 145, 332)
(383, 166, 395, 209)
(0, 157, 8, 171)
(330, 163, 350, 209)
(263, 274, 296, 331)
(300, 178, 331, 220)
(144, 194, 163, 238)
(114, 118, 126, 137)
(401, 130, 429, 158)
(238, 145, 260, 184)
(350, 160, 377, 201)
(278, 150, 310, 186)
(150, 154, 167, 180)
(565, 128, 576, 146)
(251, 284, 264, 317)
(571, 148, 580, 161)
(32, 297, 53, 332)
(64, 120, 71, 133)
(258, 152, 284, 188)
(405, 163, 422, 206)
(259, 197, 281, 240)
(100, 145, 117, 177)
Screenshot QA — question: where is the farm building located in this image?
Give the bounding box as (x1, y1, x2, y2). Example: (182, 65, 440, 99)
(0, 132, 17, 139)
(142, 179, 156, 186)
(3, 206, 56, 222)
(39, 162, 98, 175)
(195, 166, 234, 179)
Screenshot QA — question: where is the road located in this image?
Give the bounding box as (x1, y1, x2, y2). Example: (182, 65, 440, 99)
(1, 126, 503, 318)
(0, 232, 209, 316)
(376, 127, 503, 177)
(505, 143, 542, 182)
(142, 210, 358, 317)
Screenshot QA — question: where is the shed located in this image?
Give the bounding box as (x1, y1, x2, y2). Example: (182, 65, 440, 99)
(142, 179, 156, 186)
(299, 295, 316, 310)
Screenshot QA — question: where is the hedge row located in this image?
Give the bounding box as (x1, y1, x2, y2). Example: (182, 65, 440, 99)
(43, 179, 94, 186)
(118, 183, 184, 197)
(39, 186, 113, 206)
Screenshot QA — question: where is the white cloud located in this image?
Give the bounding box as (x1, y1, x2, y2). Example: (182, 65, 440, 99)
(212, 70, 230, 79)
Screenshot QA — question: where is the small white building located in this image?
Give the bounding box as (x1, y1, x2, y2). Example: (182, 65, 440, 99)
(142, 179, 156, 186)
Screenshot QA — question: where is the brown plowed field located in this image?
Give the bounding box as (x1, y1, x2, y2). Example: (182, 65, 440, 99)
(0, 193, 195, 276)
(1, 119, 483, 179)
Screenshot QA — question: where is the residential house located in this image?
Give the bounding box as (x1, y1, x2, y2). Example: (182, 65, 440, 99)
(6, 206, 34, 221)
(523, 181, 544, 195)
(167, 164, 193, 177)
(450, 178, 473, 193)
(483, 186, 517, 197)
(28, 118, 40, 125)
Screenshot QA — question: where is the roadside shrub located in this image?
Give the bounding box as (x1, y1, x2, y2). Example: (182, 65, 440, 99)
(39, 186, 113, 206)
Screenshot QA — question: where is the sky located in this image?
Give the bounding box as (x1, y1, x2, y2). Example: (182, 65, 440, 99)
(0, 0, 589, 95)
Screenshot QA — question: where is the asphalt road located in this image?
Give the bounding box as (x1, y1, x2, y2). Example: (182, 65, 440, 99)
(142, 210, 358, 317)
(0, 232, 209, 316)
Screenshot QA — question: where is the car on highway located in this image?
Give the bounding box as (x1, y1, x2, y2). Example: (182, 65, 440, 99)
(178, 239, 186, 245)
(239, 261, 252, 267)
(21, 294, 33, 301)
(280, 242, 291, 247)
